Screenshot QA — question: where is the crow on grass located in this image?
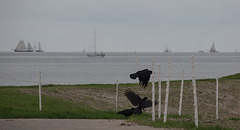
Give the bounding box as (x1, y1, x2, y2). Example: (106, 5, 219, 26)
(117, 108, 135, 118)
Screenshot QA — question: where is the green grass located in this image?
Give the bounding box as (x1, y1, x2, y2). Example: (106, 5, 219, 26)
(229, 117, 240, 121)
(220, 73, 240, 80)
(0, 87, 124, 119)
(129, 114, 232, 130)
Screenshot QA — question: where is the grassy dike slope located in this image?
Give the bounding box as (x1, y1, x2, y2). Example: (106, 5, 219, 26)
(1, 74, 240, 129)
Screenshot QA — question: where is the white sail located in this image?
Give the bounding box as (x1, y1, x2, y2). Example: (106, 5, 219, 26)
(210, 42, 217, 52)
(15, 40, 27, 51)
(36, 42, 43, 52)
(15, 42, 20, 50)
(27, 42, 33, 50)
(38, 42, 42, 51)
(21, 41, 27, 50)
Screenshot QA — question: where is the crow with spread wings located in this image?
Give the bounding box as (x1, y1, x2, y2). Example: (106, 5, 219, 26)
(130, 69, 152, 88)
(117, 88, 157, 117)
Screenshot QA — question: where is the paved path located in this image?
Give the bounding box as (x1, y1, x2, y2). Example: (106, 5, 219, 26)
(0, 119, 168, 130)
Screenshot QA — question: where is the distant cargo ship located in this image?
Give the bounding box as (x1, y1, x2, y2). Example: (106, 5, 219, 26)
(14, 40, 43, 52)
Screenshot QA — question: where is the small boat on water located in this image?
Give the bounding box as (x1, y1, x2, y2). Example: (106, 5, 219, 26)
(87, 29, 105, 58)
(210, 42, 218, 53)
(164, 47, 171, 53)
(87, 52, 105, 57)
(35, 42, 43, 52)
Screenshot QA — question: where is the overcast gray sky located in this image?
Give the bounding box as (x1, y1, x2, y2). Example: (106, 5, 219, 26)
(1, 0, 240, 52)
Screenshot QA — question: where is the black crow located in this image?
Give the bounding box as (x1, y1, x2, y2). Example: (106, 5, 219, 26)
(124, 88, 156, 114)
(117, 108, 135, 117)
(130, 69, 152, 88)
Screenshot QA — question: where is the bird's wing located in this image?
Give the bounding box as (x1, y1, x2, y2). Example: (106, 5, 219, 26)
(130, 69, 145, 80)
(142, 100, 158, 109)
(124, 89, 141, 106)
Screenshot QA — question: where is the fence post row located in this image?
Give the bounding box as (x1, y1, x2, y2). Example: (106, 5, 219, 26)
(158, 64, 162, 119)
(164, 57, 171, 123)
(179, 70, 184, 116)
(152, 59, 155, 121)
(191, 56, 199, 127)
(39, 71, 42, 111)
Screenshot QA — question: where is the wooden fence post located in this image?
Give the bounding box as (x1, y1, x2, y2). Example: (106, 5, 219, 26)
(116, 80, 119, 112)
(39, 71, 42, 111)
(164, 57, 171, 123)
(179, 70, 184, 116)
(152, 59, 155, 121)
(191, 56, 198, 127)
(158, 64, 162, 119)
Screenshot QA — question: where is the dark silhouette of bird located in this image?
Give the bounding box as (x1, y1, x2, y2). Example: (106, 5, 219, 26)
(124, 88, 156, 114)
(117, 108, 135, 117)
(130, 69, 152, 88)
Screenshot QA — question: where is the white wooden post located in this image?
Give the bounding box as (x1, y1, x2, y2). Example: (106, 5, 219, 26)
(179, 70, 184, 116)
(116, 80, 119, 112)
(191, 56, 198, 127)
(39, 71, 42, 111)
(164, 57, 171, 123)
(152, 59, 155, 121)
(216, 76, 219, 119)
(158, 64, 162, 119)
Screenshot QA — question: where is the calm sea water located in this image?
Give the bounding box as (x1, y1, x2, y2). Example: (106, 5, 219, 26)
(0, 52, 240, 86)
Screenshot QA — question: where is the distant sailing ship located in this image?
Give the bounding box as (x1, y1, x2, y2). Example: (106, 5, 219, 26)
(87, 30, 105, 58)
(210, 42, 218, 53)
(15, 40, 33, 52)
(35, 42, 43, 52)
(14, 40, 43, 52)
(164, 47, 171, 53)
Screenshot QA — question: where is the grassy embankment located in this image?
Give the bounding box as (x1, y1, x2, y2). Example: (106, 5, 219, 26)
(1, 74, 240, 129)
